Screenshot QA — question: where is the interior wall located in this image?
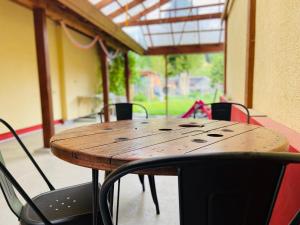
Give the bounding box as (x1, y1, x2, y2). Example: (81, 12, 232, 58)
(225, 0, 248, 103)
(253, 0, 300, 133)
(0, 0, 101, 133)
(59, 28, 101, 120)
(0, 0, 41, 133)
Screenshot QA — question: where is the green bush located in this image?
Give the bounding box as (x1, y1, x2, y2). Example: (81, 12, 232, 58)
(133, 93, 147, 102)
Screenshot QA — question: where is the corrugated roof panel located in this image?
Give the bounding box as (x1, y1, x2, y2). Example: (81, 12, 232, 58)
(152, 34, 173, 46)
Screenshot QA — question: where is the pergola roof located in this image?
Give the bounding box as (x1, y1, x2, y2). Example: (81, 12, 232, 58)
(89, 0, 225, 54)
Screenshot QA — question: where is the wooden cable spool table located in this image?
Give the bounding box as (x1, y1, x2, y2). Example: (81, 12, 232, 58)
(50, 118, 289, 225)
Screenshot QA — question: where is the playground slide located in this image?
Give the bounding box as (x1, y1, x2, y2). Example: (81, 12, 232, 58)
(181, 100, 211, 118)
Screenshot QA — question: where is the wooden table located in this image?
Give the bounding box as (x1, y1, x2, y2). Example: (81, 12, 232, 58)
(50, 118, 289, 225)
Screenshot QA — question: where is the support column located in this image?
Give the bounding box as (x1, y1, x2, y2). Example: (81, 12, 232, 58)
(33, 8, 54, 148)
(164, 55, 169, 116)
(99, 43, 110, 122)
(245, 0, 256, 108)
(124, 52, 130, 102)
(224, 20, 228, 95)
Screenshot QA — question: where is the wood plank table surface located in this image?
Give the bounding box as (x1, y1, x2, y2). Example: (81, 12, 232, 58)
(50, 118, 289, 174)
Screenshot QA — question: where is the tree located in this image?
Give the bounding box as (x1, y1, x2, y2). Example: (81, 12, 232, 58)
(108, 52, 140, 95)
(209, 54, 224, 86)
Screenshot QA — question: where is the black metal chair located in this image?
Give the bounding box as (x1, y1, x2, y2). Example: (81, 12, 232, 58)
(100, 152, 300, 225)
(290, 210, 300, 225)
(99, 103, 159, 216)
(0, 118, 100, 225)
(99, 103, 149, 123)
(194, 102, 251, 124)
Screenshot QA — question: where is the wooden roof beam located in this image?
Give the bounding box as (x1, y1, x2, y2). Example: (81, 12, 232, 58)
(119, 12, 222, 26)
(160, 3, 224, 12)
(95, 0, 113, 9)
(108, 0, 144, 19)
(57, 0, 144, 54)
(127, 0, 170, 22)
(144, 43, 224, 55)
(10, 0, 132, 52)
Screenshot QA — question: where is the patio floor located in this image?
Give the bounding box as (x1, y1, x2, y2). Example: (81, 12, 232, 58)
(0, 119, 179, 225)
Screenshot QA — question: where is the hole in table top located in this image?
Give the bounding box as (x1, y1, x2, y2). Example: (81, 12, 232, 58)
(141, 121, 149, 124)
(221, 129, 234, 132)
(192, 139, 208, 143)
(115, 137, 129, 142)
(103, 128, 113, 130)
(159, 128, 173, 131)
(179, 124, 205, 128)
(207, 133, 223, 137)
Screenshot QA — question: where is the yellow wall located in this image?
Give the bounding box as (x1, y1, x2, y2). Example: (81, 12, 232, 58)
(0, 0, 101, 133)
(0, 0, 41, 133)
(59, 28, 101, 120)
(253, 0, 300, 132)
(226, 0, 248, 103)
(226, 0, 300, 132)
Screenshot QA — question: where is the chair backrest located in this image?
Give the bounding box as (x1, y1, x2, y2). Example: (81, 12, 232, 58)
(289, 210, 300, 225)
(0, 118, 54, 222)
(0, 152, 23, 218)
(210, 102, 250, 124)
(100, 103, 148, 122)
(0, 119, 54, 191)
(0, 151, 52, 224)
(100, 152, 300, 225)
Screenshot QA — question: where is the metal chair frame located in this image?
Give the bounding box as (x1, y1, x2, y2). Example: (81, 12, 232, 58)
(194, 102, 251, 124)
(99, 103, 149, 123)
(290, 210, 300, 225)
(100, 152, 300, 225)
(0, 118, 101, 225)
(0, 118, 55, 224)
(99, 103, 159, 222)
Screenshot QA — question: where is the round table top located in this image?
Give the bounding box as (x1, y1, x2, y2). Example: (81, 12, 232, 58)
(50, 118, 289, 173)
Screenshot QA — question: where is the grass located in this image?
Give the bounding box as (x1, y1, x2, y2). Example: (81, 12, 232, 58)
(134, 93, 220, 116)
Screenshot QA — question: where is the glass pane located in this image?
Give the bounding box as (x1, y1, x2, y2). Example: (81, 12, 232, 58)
(102, 2, 120, 15)
(118, 0, 132, 6)
(199, 19, 222, 30)
(200, 31, 220, 44)
(128, 4, 144, 16)
(180, 32, 199, 45)
(149, 24, 171, 34)
(152, 34, 173, 46)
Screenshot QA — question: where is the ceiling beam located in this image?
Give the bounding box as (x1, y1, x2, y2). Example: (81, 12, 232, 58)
(144, 29, 224, 36)
(108, 0, 144, 19)
(144, 43, 224, 55)
(57, 0, 144, 54)
(10, 0, 130, 51)
(95, 0, 113, 9)
(160, 3, 224, 12)
(119, 12, 222, 26)
(127, 0, 169, 22)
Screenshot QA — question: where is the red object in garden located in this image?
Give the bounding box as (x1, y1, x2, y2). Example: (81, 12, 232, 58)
(181, 100, 211, 118)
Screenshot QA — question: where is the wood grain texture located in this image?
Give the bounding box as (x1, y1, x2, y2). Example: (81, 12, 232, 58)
(33, 8, 54, 148)
(50, 118, 289, 173)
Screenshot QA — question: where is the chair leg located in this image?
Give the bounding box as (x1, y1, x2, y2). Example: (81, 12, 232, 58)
(115, 179, 121, 225)
(148, 175, 160, 215)
(105, 171, 114, 217)
(138, 174, 145, 192)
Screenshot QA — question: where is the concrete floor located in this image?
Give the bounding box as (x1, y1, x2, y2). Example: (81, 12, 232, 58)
(0, 119, 179, 225)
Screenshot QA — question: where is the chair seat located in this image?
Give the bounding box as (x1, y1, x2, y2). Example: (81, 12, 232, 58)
(20, 182, 100, 225)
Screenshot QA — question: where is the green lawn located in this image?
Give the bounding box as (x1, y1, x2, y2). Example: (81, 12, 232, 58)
(134, 93, 221, 116)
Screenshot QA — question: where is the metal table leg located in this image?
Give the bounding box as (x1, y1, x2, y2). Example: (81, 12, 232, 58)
(92, 169, 99, 225)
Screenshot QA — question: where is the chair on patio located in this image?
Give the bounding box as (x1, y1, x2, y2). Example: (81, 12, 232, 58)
(99, 103, 160, 215)
(290, 210, 300, 225)
(100, 152, 300, 225)
(194, 102, 251, 124)
(0, 118, 100, 225)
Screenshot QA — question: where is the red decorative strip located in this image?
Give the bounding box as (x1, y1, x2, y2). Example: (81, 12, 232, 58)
(0, 120, 63, 141)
